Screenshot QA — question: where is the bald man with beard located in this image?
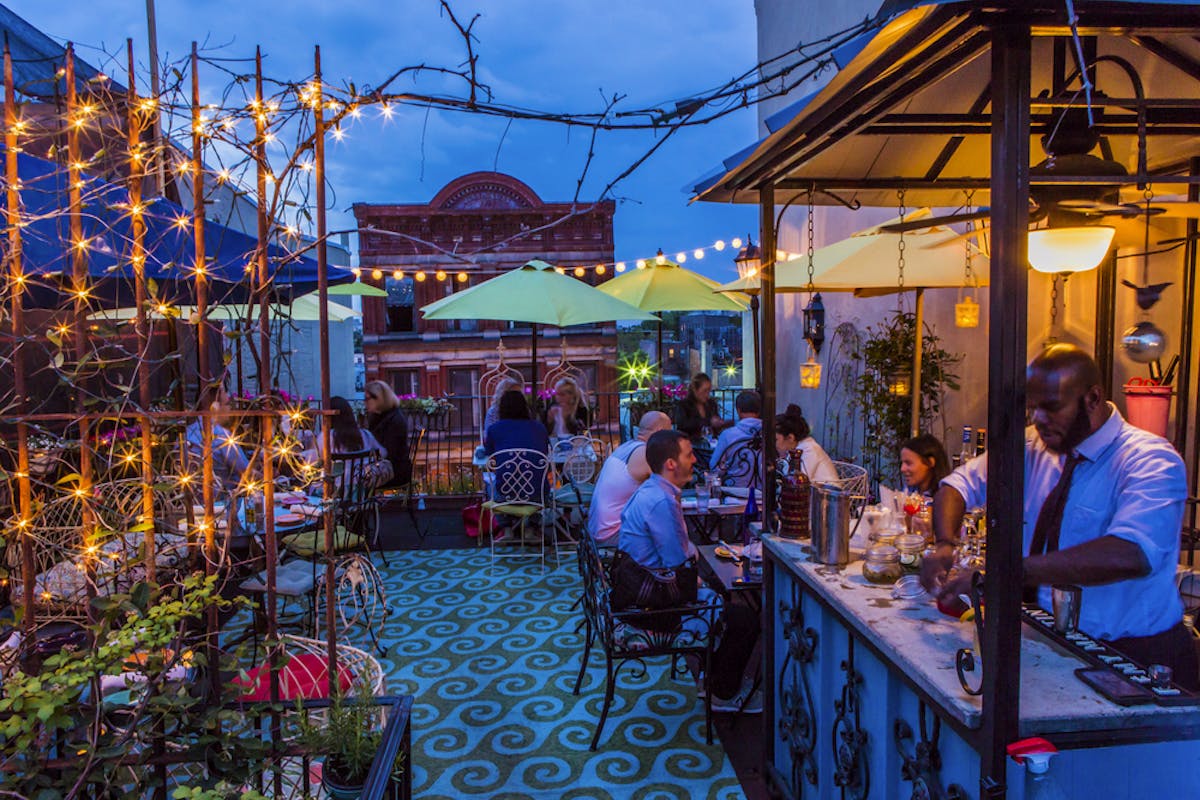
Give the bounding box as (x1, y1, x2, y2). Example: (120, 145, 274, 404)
(922, 344, 1197, 689)
(586, 411, 673, 546)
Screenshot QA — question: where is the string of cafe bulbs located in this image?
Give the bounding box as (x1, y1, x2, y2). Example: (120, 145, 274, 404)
(353, 237, 806, 284)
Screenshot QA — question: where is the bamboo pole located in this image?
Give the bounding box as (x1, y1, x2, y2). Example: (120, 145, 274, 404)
(65, 45, 97, 613)
(190, 42, 221, 704)
(5, 44, 35, 633)
(127, 40, 157, 583)
(313, 46, 339, 666)
(255, 48, 283, 798)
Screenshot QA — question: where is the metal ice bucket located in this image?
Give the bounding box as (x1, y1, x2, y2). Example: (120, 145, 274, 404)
(810, 481, 853, 566)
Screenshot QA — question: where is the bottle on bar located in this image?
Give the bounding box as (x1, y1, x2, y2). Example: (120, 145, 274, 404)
(975, 428, 987, 457)
(959, 425, 974, 465)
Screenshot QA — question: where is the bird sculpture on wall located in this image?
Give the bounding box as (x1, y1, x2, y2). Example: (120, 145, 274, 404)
(1120, 279, 1172, 310)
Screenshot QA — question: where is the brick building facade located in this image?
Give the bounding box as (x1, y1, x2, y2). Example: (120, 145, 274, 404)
(353, 172, 618, 402)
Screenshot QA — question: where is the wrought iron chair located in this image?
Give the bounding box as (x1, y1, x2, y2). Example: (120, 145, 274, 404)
(552, 436, 605, 560)
(313, 553, 391, 656)
(477, 341, 525, 443)
(713, 431, 763, 490)
(372, 426, 428, 546)
(829, 460, 871, 516)
(572, 533, 721, 750)
(481, 448, 553, 571)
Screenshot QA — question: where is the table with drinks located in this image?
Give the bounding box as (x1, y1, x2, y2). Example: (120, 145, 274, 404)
(681, 471, 749, 545)
(761, 520, 1200, 800)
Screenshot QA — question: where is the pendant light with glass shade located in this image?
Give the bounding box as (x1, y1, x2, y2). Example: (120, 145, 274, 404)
(799, 199, 822, 390)
(955, 192, 981, 328)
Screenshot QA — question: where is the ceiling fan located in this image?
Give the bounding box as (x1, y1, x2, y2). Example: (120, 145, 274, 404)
(882, 106, 1200, 237)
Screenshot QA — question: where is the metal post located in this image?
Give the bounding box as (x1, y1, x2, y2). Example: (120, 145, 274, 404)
(1094, 252, 1117, 398)
(5, 45, 35, 632)
(1175, 158, 1198, 459)
(760, 188, 777, 533)
(313, 46, 339, 666)
(980, 23, 1031, 799)
(143, 0, 166, 197)
(911, 287, 925, 438)
(750, 294, 761, 393)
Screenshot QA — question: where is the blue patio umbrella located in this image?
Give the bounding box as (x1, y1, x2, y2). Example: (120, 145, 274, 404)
(5, 150, 351, 308)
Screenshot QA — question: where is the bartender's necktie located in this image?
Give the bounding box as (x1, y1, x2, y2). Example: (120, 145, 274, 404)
(1029, 452, 1083, 557)
(1023, 452, 1082, 603)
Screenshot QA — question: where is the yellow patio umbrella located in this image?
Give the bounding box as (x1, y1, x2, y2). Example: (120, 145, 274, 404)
(421, 259, 657, 385)
(597, 255, 748, 391)
(716, 210, 989, 436)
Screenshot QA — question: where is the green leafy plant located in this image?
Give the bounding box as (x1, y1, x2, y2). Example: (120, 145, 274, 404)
(296, 682, 383, 787)
(852, 310, 961, 485)
(0, 575, 262, 798)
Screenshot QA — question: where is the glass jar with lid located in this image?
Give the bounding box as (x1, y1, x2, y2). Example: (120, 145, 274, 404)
(894, 532, 926, 573)
(862, 544, 903, 585)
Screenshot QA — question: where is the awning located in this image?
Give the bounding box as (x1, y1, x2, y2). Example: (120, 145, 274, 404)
(692, 0, 1200, 209)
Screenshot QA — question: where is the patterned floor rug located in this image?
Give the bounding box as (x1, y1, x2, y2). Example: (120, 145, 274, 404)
(371, 548, 745, 800)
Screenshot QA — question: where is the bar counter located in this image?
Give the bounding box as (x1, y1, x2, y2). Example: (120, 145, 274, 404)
(762, 534, 1200, 799)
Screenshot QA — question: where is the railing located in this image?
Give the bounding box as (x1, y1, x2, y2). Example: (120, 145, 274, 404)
(396, 387, 744, 497)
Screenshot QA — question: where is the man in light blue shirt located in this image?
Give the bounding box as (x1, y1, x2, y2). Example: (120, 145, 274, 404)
(924, 345, 1195, 688)
(617, 429, 761, 709)
(618, 430, 697, 569)
(710, 390, 762, 488)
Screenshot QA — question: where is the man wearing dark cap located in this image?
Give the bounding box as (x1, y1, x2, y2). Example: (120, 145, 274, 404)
(922, 344, 1197, 689)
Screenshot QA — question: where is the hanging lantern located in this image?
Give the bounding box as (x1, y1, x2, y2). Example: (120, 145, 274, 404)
(887, 370, 912, 396)
(955, 296, 980, 328)
(802, 292, 825, 353)
(800, 353, 822, 390)
(734, 235, 761, 280)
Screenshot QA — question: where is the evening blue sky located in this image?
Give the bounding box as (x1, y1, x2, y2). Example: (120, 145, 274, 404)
(16, 0, 760, 281)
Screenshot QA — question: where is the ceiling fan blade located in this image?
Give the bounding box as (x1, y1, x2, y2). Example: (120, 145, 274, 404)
(880, 209, 991, 234)
(1146, 201, 1200, 219)
(1057, 199, 1144, 217)
(920, 223, 990, 255)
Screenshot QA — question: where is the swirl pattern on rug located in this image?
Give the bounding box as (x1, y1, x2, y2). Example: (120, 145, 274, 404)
(372, 548, 743, 799)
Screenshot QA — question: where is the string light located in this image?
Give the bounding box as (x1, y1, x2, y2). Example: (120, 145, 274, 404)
(351, 267, 362, 278)
(415, 271, 427, 281)
(595, 265, 606, 275)
(573, 267, 585, 277)
(675, 252, 687, 263)
(457, 272, 468, 282)
(615, 262, 626, 273)
(435, 270, 447, 281)
(731, 238, 743, 249)
(371, 269, 383, 280)
(392, 269, 404, 280)
(693, 249, 704, 260)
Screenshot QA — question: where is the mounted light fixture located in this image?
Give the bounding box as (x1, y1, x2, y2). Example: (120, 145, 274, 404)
(1028, 226, 1115, 274)
(802, 292, 825, 354)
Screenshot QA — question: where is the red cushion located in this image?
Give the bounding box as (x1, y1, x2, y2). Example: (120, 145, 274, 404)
(233, 653, 354, 702)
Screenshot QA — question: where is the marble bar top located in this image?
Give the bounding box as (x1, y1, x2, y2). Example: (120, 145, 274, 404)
(764, 534, 1200, 738)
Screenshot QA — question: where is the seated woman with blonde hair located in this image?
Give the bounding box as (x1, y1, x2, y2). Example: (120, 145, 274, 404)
(543, 377, 589, 439)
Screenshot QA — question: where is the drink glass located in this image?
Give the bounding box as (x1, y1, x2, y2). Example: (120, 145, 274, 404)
(1051, 585, 1082, 633)
(696, 482, 711, 512)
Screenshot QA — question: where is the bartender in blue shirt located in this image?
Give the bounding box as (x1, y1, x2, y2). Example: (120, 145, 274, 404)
(923, 344, 1198, 690)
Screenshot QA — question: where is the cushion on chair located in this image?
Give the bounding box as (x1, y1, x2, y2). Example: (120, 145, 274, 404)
(280, 526, 362, 557)
(239, 559, 318, 597)
(554, 483, 594, 506)
(232, 652, 354, 702)
(482, 501, 542, 518)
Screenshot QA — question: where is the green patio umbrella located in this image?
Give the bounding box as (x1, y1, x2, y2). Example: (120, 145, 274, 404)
(327, 279, 388, 298)
(597, 255, 748, 392)
(420, 259, 657, 385)
(88, 291, 361, 323)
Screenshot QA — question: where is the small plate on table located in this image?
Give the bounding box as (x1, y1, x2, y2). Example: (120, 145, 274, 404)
(275, 513, 304, 525)
(714, 544, 743, 560)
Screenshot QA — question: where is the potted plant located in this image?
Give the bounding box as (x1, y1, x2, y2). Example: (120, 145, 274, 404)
(297, 685, 383, 799)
